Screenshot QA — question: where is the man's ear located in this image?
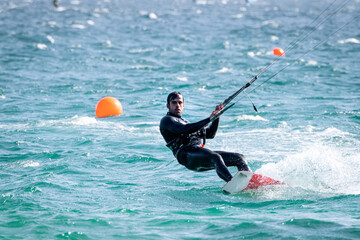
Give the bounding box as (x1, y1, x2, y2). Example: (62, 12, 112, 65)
(166, 103, 169, 109)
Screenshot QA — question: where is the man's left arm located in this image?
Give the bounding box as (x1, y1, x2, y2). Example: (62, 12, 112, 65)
(205, 118, 219, 139)
(205, 103, 223, 139)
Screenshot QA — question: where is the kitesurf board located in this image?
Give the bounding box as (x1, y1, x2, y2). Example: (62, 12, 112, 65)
(222, 171, 284, 194)
(222, 171, 252, 194)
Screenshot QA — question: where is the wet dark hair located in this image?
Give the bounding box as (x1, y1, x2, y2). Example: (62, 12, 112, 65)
(167, 91, 183, 104)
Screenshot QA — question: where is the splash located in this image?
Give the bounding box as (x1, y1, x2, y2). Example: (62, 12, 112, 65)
(256, 143, 360, 195)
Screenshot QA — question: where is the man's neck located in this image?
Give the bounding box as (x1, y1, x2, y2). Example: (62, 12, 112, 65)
(167, 112, 181, 118)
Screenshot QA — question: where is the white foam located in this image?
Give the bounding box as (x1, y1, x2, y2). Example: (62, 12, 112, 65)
(338, 38, 360, 44)
(306, 60, 318, 66)
(217, 125, 358, 179)
(176, 76, 188, 82)
(236, 115, 269, 121)
(262, 20, 279, 28)
(47, 35, 55, 44)
(22, 161, 40, 167)
(72, 24, 85, 29)
(139, 10, 148, 16)
(270, 35, 279, 41)
(48, 21, 57, 27)
(55, 6, 66, 12)
(256, 143, 360, 195)
(321, 127, 351, 136)
(94, 8, 109, 14)
(36, 115, 135, 133)
(139, 11, 158, 19)
(68, 116, 98, 126)
(215, 67, 231, 73)
(129, 48, 155, 53)
(105, 40, 112, 47)
(247, 52, 255, 57)
(2, 193, 13, 198)
(198, 85, 206, 91)
(247, 51, 263, 57)
(71, 0, 81, 5)
(37, 115, 91, 126)
(37, 43, 47, 50)
(130, 65, 156, 70)
(231, 14, 244, 19)
(195, 0, 209, 5)
(148, 13, 158, 19)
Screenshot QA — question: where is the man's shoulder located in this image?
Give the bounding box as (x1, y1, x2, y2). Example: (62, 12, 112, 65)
(160, 114, 187, 128)
(160, 114, 172, 122)
(160, 114, 173, 127)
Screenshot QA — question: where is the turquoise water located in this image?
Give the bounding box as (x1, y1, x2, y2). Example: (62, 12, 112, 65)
(1, 0, 359, 239)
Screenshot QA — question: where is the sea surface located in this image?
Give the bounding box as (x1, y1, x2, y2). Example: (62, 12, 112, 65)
(1, 0, 359, 239)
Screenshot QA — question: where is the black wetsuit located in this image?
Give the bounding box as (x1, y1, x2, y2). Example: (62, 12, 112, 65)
(160, 112, 250, 182)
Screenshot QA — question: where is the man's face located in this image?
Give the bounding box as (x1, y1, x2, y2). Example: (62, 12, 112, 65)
(167, 95, 184, 117)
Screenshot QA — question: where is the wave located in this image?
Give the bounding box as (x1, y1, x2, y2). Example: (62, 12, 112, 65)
(236, 115, 269, 121)
(257, 143, 360, 195)
(36, 115, 131, 130)
(338, 38, 360, 44)
(216, 124, 359, 196)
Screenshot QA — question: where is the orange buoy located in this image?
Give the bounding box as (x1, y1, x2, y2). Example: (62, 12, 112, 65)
(95, 97, 123, 118)
(273, 47, 285, 56)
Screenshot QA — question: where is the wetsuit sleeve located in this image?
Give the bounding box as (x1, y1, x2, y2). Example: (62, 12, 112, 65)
(160, 116, 210, 137)
(205, 118, 219, 139)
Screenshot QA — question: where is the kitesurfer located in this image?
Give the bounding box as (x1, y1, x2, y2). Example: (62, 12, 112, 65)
(160, 91, 251, 182)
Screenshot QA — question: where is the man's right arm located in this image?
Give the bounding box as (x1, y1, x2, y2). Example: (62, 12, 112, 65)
(160, 115, 210, 138)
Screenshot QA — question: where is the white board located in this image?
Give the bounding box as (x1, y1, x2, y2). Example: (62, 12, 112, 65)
(222, 171, 253, 194)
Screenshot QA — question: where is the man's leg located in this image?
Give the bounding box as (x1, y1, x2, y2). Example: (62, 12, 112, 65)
(178, 147, 233, 182)
(215, 151, 251, 172)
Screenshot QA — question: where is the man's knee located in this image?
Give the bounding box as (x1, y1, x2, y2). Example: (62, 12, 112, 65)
(210, 152, 224, 165)
(234, 153, 245, 160)
(231, 152, 250, 171)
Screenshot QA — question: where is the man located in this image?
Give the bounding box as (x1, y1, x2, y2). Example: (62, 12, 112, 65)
(160, 91, 251, 182)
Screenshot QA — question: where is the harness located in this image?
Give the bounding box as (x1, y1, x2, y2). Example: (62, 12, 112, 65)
(166, 128, 206, 158)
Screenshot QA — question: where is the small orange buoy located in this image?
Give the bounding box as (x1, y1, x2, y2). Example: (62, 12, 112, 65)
(273, 47, 285, 56)
(95, 97, 123, 118)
